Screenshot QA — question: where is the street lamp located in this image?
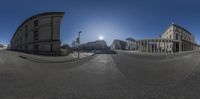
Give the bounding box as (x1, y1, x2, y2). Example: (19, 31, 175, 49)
(77, 31, 82, 59)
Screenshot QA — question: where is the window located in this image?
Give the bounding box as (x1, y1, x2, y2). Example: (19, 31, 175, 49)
(34, 45, 39, 51)
(25, 45, 27, 50)
(51, 44, 53, 52)
(25, 33, 28, 42)
(34, 30, 39, 40)
(25, 25, 28, 32)
(34, 20, 38, 27)
(179, 29, 182, 32)
(176, 33, 179, 40)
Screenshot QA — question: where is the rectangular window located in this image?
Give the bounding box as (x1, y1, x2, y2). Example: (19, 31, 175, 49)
(34, 20, 38, 27)
(25, 25, 28, 42)
(176, 34, 178, 40)
(25, 25, 28, 32)
(34, 45, 39, 51)
(25, 33, 28, 42)
(34, 30, 39, 40)
(25, 45, 27, 50)
(51, 44, 53, 52)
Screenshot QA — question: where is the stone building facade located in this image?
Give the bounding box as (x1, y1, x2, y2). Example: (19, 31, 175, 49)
(161, 23, 195, 52)
(125, 38, 136, 50)
(136, 23, 199, 53)
(80, 40, 108, 50)
(112, 23, 199, 53)
(111, 39, 126, 50)
(10, 12, 64, 55)
(136, 38, 175, 53)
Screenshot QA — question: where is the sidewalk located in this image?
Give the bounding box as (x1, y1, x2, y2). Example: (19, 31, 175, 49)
(7, 51, 94, 63)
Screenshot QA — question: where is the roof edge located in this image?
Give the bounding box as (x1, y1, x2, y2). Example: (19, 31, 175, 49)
(11, 12, 65, 41)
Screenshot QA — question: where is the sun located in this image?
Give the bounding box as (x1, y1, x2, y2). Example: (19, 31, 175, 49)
(98, 36, 104, 40)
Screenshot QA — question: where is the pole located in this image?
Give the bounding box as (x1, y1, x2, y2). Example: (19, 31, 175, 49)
(78, 31, 82, 59)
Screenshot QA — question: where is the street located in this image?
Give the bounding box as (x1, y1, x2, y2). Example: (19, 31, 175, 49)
(0, 50, 200, 99)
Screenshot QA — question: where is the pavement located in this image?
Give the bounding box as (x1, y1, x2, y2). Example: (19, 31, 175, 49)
(0, 50, 200, 99)
(7, 50, 94, 63)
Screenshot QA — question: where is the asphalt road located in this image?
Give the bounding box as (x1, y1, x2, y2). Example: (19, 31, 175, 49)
(0, 50, 200, 99)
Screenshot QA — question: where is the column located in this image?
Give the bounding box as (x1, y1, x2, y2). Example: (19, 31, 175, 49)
(158, 40, 160, 53)
(142, 41, 144, 52)
(179, 41, 182, 52)
(170, 40, 173, 53)
(147, 40, 149, 53)
(138, 41, 140, 52)
(153, 40, 156, 53)
(166, 40, 168, 53)
(140, 41, 142, 52)
(145, 41, 146, 52)
(137, 41, 139, 51)
(161, 40, 163, 53)
(136, 42, 138, 51)
(150, 40, 152, 53)
(174, 41, 176, 53)
(164, 40, 166, 53)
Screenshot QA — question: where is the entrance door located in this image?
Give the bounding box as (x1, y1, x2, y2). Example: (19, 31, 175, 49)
(175, 43, 179, 52)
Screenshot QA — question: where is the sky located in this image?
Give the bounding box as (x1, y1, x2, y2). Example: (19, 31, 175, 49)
(0, 0, 200, 46)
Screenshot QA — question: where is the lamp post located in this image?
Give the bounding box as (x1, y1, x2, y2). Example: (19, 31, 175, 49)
(77, 31, 82, 59)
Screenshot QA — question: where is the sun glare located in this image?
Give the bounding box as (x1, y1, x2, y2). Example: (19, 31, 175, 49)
(99, 36, 104, 40)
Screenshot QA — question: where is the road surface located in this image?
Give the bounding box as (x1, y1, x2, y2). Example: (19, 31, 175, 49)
(0, 50, 200, 99)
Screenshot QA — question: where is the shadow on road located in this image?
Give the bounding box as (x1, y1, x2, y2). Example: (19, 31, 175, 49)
(111, 50, 200, 86)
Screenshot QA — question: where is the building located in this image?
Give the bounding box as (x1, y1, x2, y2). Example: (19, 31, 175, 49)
(161, 23, 195, 52)
(0, 44, 3, 48)
(0, 44, 7, 50)
(80, 40, 108, 50)
(136, 38, 174, 53)
(125, 38, 136, 50)
(127, 23, 199, 53)
(111, 39, 126, 50)
(10, 12, 64, 55)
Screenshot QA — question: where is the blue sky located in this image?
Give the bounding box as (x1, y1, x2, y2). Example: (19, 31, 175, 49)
(0, 0, 200, 45)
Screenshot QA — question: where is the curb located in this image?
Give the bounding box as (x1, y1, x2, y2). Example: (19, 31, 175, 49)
(8, 51, 95, 63)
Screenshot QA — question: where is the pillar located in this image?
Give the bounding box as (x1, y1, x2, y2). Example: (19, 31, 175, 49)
(140, 41, 142, 52)
(147, 40, 149, 53)
(174, 41, 176, 53)
(158, 40, 160, 53)
(171, 40, 173, 53)
(163, 40, 165, 53)
(179, 41, 182, 52)
(154, 40, 156, 53)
